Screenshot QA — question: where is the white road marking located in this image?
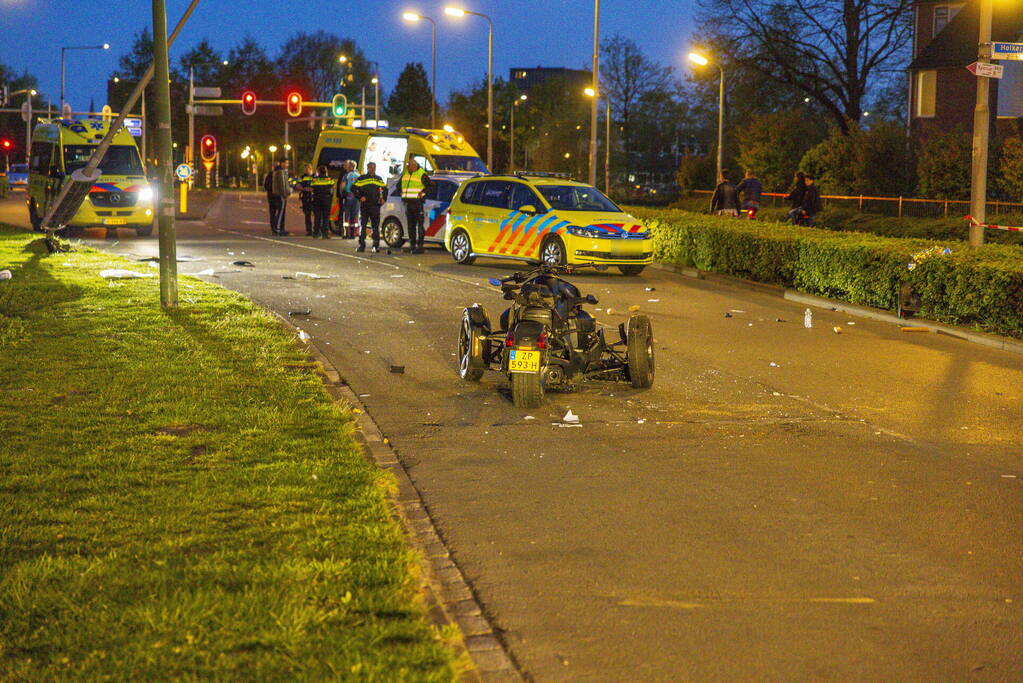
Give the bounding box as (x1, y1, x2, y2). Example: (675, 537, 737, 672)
(212, 227, 401, 270)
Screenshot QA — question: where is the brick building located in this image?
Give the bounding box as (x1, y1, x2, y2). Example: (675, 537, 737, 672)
(908, 0, 1023, 142)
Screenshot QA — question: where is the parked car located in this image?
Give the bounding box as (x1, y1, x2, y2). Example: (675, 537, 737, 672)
(7, 163, 28, 190)
(380, 171, 479, 249)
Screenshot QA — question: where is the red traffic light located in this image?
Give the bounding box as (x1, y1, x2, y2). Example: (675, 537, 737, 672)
(241, 90, 257, 116)
(286, 92, 302, 118)
(200, 134, 217, 162)
(0, 139, 11, 150)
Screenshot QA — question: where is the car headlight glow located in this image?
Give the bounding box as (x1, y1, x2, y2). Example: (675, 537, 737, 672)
(568, 226, 604, 239)
(138, 187, 153, 202)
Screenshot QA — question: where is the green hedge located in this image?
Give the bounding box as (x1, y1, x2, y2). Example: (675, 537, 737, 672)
(628, 207, 1023, 339)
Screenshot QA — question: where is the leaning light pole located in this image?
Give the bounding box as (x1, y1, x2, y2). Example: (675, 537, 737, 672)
(60, 43, 110, 113)
(445, 6, 493, 170)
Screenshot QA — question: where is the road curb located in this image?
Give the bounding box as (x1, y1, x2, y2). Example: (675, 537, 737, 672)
(652, 261, 1023, 356)
(272, 312, 523, 683)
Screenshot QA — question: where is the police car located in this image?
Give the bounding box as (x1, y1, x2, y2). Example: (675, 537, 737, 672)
(380, 171, 480, 249)
(7, 163, 28, 190)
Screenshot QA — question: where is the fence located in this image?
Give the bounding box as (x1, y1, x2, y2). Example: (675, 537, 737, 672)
(690, 190, 1023, 219)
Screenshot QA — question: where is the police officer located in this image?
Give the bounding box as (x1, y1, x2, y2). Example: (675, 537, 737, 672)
(296, 163, 316, 235)
(399, 156, 432, 253)
(310, 165, 335, 239)
(353, 162, 386, 253)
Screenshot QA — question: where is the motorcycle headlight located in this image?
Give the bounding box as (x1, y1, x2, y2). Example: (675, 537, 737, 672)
(137, 187, 153, 202)
(568, 226, 604, 239)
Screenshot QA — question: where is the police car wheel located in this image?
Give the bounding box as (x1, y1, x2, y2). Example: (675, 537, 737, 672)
(382, 218, 405, 248)
(618, 265, 645, 276)
(540, 236, 566, 266)
(450, 229, 475, 265)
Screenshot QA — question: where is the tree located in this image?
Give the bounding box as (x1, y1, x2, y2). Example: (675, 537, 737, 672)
(697, 0, 913, 133)
(600, 34, 673, 164)
(915, 126, 971, 200)
(278, 31, 353, 103)
(387, 63, 433, 128)
(737, 111, 826, 192)
(998, 137, 1023, 202)
(117, 28, 153, 81)
(800, 120, 914, 196)
(177, 39, 224, 84)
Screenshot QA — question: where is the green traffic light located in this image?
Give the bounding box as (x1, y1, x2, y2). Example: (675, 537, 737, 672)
(331, 93, 347, 117)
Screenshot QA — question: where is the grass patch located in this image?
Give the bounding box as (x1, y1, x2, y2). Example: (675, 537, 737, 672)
(0, 227, 457, 680)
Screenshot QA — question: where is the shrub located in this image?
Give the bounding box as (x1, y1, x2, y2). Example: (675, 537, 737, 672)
(736, 111, 825, 192)
(627, 206, 1023, 338)
(800, 121, 915, 197)
(676, 153, 716, 193)
(916, 126, 972, 199)
(998, 136, 1023, 202)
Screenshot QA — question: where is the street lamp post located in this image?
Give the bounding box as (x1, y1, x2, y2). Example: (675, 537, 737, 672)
(269, 145, 277, 166)
(10, 89, 37, 165)
(402, 12, 438, 129)
(588, 0, 600, 187)
(688, 51, 724, 182)
(585, 88, 611, 193)
(445, 6, 493, 170)
(367, 60, 380, 127)
(60, 43, 110, 113)
(509, 94, 527, 173)
(969, 0, 993, 247)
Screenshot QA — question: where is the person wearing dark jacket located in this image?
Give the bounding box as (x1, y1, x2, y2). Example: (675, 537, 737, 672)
(735, 169, 762, 217)
(786, 171, 806, 224)
(800, 174, 822, 226)
(399, 157, 433, 253)
(353, 162, 387, 253)
(296, 163, 316, 235)
(709, 169, 741, 216)
(309, 165, 336, 239)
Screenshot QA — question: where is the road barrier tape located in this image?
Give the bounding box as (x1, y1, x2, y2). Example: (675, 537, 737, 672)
(965, 215, 1023, 233)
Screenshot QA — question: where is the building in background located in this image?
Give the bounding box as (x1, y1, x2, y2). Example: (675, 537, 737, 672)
(509, 67, 591, 94)
(908, 0, 1023, 142)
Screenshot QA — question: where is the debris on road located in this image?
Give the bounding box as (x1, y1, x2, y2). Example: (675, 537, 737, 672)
(645, 287, 656, 292)
(297, 329, 311, 341)
(628, 305, 641, 312)
(804, 308, 813, 328)
(390, 365, 405, 374)
(562, 409, 580, 424)
(647, 299, 660, 303)
(724, 312, 733, 318)
(295, 271, 330, 279)
(606, 308, 616, 315)
(99, 269, 155, 279)
(524, 415, 535, 420)
(391, 274, 404, 278)
(900, 326, 930, 333)
(0, 270, 12, 280)
(730, 309, 746, 314)
(232, 260, 255, 267)
(769, 362, 780, 367)
(775, 318, 786, 323)
(833, 326, 843, 334)
(288, 309, 312, 317)
(191, 268, 216, 276)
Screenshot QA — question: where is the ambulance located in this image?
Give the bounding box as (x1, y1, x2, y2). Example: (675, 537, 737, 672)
(27, 118, 154, 235)
(312, 125, 487, 180)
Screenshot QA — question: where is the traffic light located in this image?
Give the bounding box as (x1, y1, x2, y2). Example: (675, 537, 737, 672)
(241, 91, 256, 116)
(331, 93, 348, 118)
(286, 92, 302, 118)
(200, 135, 217, 162)
(0, 139, 12, 152)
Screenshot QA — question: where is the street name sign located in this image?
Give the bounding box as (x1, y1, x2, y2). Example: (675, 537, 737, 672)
(189, 105, 223, 117)
(192, 86, 222, 98)
(992, 42, 1023, 61)
(175, 164, 193, 181)
(123, 117, 143, 137)
(967, 62, 1004, 79)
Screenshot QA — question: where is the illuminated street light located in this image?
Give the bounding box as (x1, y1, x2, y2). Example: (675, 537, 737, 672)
(445, 6, 493, 169)
(509, 93, 527, 172)
(403, 11, 438, 128)
(338, 54, 348, 64)
(687, 50, 724, 181)
(60, 43, 111, 111)
(584, 87, 612, 192)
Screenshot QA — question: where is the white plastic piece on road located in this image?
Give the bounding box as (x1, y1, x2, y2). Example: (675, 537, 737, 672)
(562, 409, 580, 424)
(391, 274, 404, 278)
(99, 269, 155, 279)
(769, 362, 780, 367)
(177, 255, 204, 262)
(297, 329, 311, 341)
(190, 268, 216, 276)
(804, 308, 813, 328)
(295, 271, 330, 279)
(524, 415, 535, 420)
(0, 270, 12, 280)
(647, 299, 660, 303)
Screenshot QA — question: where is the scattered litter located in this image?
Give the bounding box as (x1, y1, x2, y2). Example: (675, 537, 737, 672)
(359, 394, 370, 398)
(628, 305, 641, 312)
(191, 268, 215, 276)
(636, 418, 646, 424)
(900, 326, 929, 333)
(297, 329, 311, 341)
(0, 270, 11, 280)
(391, 274, 404, 278)
(364, 350, 371, 354)
(606, 308, 615, 315)
(647, 299, 660, 303)
(772, 391, 782, 396)
(1001, 474, 1017, 479)
(99, 269, 155, 279)
(177, 254, 203, 262)
(803, 308, 813, 328)
(232, 260, 254, 267)
(769, 362, 780, 367)
(724, 312, 732, 318)
(748, 323, 753, 327)
(137, 256, 159, 262)
(524, 415, 535, 420)
(282, 275, 295, 279)
(562, 409, 580, 424)
(295, 271, 329, 279)
(833, 326, 843, 334)
(730, 309, 746, 314)
(288, 309, 311, 316)
(407, 320, 416, 324)
(775, 318, 786, 323)
(228, 251, 235, 256)
(390, 365, 405, 374)
(846, 321, 856, 325)
(644, 287, 656, 292)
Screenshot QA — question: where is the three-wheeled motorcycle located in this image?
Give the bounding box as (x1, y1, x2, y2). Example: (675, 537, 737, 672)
(457, 263, 654, 408)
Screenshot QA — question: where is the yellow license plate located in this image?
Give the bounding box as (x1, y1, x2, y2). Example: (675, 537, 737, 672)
(103, 218, 128, 225)
(508, 349, 540, 373)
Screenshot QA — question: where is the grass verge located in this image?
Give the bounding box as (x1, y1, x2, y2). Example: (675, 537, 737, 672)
(0, 226, 457, 680)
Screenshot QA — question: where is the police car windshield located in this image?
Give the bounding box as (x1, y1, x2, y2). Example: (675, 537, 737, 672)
(536, 185, 620, 212)
(432, 155, 487, 173)
(64, 145, 144, 176)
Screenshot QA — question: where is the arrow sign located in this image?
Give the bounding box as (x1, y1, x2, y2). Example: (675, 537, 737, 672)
(967, 62, 1004, 79)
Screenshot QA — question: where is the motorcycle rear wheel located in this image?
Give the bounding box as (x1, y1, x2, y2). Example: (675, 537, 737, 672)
(511, 371, 543, 409)
(627, 315, 655, 388)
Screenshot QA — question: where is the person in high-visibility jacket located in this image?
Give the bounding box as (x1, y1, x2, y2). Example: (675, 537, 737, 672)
(296, 163, 316, 235)
(399, 157, 433, 254)
(309, 165, 336, 239)
(353, 162, 387, 253)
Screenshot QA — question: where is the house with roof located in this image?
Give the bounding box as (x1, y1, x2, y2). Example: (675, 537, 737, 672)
(908, 0, 1023, 142)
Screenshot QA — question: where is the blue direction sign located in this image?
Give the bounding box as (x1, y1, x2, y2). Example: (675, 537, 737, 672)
(992, 42, 1023, 60)
(123, 117, 143, 137)
(175, 164, 193, 181)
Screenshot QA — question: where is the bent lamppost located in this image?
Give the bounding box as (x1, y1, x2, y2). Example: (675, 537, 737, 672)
(688, 51, 724, 182)
(445, 6, 493, 170)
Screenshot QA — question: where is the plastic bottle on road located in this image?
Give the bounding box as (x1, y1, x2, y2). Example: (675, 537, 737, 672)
(804, 308, 813, 329)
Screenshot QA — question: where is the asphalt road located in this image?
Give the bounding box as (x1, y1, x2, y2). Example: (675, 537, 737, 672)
(4, 191, 1022, 681)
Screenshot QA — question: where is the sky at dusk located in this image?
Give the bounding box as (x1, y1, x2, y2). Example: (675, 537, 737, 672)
(1, 0, 700, 113)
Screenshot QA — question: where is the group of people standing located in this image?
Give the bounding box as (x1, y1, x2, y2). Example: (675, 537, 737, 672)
(709, 168, 822, 226)
(261, 155, 432, 253)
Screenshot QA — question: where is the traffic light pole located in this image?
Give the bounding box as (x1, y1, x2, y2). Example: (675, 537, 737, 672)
(152, 0, 178, 307)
